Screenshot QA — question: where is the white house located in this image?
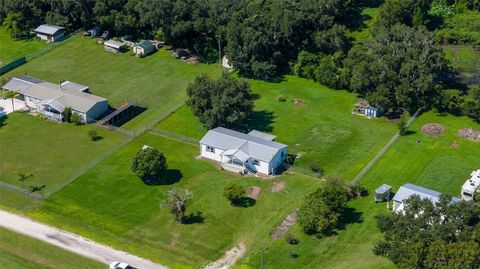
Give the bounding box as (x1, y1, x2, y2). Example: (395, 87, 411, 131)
(392, 183, 460, 214)
(34, 24, 65, 42)
(199, 127, 287, 175)
(461, 169, 480, 201)
(2, 76, 108, 123)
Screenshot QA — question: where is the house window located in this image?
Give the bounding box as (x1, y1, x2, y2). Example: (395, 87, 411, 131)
(206, 146, 215, 153)
(463, 192, 473, 197)
(252, 159, 260, 166)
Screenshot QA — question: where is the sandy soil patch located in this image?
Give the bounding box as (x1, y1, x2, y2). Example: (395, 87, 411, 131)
(203, 243, 246, 269)
(293, 99, 305, 106)
(270, 181, 285, 192)
(248, 186, 262, 199)
(458, 128, 480, 142)
(421, 123, 445, 136)
(450, 140, 459, 148)
(271, 211, 297, 239)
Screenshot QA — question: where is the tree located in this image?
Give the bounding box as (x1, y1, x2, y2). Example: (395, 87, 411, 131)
(62, 107, 72, 122)
(344, 24, 449, 114)
(16, 172, 33, 190)
(131, 147, 167, 182)
(398, 113, 408, 135)
(161, 189, 193, 223)
(374, 195, 480, 268)
(297, 177, 348, 235)
(223, 183, 246, 205)
(2, 91, 18, 112)
(186, 72, 253, 129)
(2, 12, 23, 39)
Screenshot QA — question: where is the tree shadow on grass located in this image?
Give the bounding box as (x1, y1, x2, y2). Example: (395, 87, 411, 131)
(233, 110, 275, 133)
(142, 169, 183, 186)
(0, 115, 7, 128)
(182, 211, 204, 224)
(337, 207, 364, 230)
(233, 197, 256, 208)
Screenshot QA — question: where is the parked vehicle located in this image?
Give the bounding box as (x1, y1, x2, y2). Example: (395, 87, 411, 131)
(109, 261, 132, 269)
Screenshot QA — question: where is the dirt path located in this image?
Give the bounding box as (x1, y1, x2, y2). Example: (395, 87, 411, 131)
(0, 210, 168, 269)
(203, 243, 246, 269)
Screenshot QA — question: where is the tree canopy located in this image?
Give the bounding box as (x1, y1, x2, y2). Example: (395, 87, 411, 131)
(374, 195, 480, 269)
(186, 72, 253, 129)
(131, 147, 168, 182)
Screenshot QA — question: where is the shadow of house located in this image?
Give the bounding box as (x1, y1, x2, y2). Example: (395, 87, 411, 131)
(0, 115, 7, 128)
(233, 110, 275, 133)
(141, 169, 182, 186)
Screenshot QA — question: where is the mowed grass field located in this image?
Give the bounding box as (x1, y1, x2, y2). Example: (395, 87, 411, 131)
(155, 75, 398, 179)
(3, 35, 222, 131)
(0, 27, 46, 63)
(28, 133, 320, 268)
(0, 227, 104, 269)
(0, 113, 127, 196)
(235, 111, 480, 269)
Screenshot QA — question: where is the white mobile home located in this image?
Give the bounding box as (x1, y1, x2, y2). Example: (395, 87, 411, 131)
(392, 183, 460, 214)
(34, 24, 65, 42)
(104, 40, 125, 53)
(199, 127, 287, 175)
(2, 77, 108, 123)
(461, 169, 480, 201)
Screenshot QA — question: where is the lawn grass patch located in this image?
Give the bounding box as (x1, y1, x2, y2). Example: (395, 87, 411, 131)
(0, 227, 104, 269)
(28, 133, 318, 268)
(155, 75, 397, 179)
(0, 113, 127, 195)
(0, 27, 46, 63)
(3, 36, 222, 131)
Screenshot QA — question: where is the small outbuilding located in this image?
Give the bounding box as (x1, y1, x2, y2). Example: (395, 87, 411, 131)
(222, 55, 233, 70)
(104, 40, 125, 53)
(461, 169, 480, 201)
(34, 24, 65, 42)
(133, 40, 155, 56)
(374, 184, 392, 203)
(353, 100, 383, 118)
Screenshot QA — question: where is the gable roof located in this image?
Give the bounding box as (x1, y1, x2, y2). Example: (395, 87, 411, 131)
(135, 40, 154, 50)
(200, 127, 286, 162)
(104, 40, 124, 49)
(2, 77, 106, 113)
(60, 81, 89, 92)
(393, 183, 460, 205)
(248, 130, 277, 141)
(34, 24, 65, 35)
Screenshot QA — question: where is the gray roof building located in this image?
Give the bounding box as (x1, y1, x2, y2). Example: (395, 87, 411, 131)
(34, 24, 65, 36)
(200, 127, 286, 162)
(393, 183, 460, 205)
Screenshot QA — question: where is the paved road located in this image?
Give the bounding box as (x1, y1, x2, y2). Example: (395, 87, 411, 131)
(0, 210, 169, 269)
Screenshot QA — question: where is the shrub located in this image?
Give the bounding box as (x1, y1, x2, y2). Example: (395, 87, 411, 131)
(88, 130, 100, 141)
(70, 113, 83, 125)
(398, 113, 408, 135)
(347, 183, 368, 199)
(62, 107, 72, 122)
(223, 183, 246, 205)
(309, 161, 321, 173)
(277, 95, 287, 102)
(286, 234, 299, 245)
(289, 252, 299, 259)
(131, 147, 167, 181)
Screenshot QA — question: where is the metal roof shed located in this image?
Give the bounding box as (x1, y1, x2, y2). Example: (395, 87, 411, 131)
(374, 184, 392, 202)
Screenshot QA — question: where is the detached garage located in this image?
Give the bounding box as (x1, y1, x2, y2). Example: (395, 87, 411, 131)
(34, 24, 65, 42)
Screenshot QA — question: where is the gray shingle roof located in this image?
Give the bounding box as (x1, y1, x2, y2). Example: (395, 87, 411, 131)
(200, 127, 286, 162)
(393, 183, 460, 204)
(34, 24, 65, 35)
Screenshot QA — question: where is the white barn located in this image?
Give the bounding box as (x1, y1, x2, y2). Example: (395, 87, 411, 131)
(199, 127, 287, 175)
(392, 183, 460, 214)
(34, 24, 65, 42)
(2, 77, 108, 123)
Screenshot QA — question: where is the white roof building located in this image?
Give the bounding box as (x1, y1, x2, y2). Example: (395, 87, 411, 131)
(34, 24, 65, 42)
(199, 127, 287, 175)
(392, 183, 460, 213)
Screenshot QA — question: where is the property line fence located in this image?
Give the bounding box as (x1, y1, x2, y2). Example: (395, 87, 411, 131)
(350, 109, 421, 184)
(148, 129, 198, 145)
(0, 31, 79, 75)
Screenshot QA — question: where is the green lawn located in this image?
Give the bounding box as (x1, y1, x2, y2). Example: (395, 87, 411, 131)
(155, 75, 398, 179)
(0, 227, 104, 269)
(349, 7, 379, 43)
(235, 111, 480, 269)
(0, 27, 46, 64)
(28, 133, 320, 268)
(0, 113, 127, 196)
(3, 36, 222, 131)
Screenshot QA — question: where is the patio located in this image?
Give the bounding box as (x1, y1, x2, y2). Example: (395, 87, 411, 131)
(0, 98, 27, 118)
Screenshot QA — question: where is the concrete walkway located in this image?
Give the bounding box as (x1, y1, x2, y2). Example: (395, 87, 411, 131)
(0, 210, 169, 269)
